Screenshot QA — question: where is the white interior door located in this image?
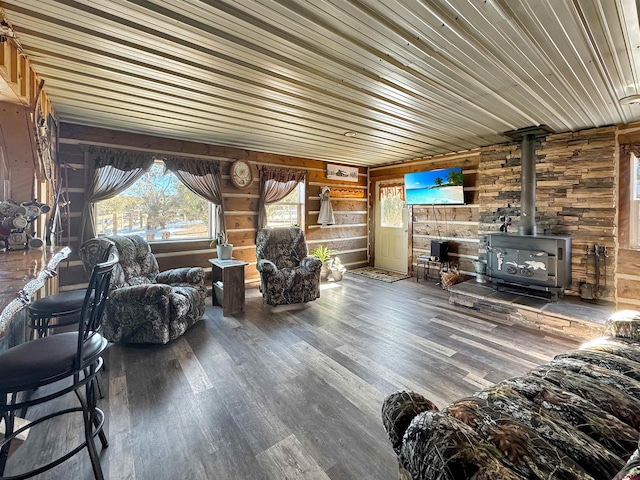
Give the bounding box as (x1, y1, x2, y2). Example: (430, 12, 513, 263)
(374, 181, 408, 273)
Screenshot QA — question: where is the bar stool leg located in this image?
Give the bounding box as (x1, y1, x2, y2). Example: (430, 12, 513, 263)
(85, 366, 108, 446)
(0, 400, 14, 475)
(76, 373, 106, 480)
(96, 377, 104, 399)
(93, 389, 108, 448)
(19, 391, 34, 419)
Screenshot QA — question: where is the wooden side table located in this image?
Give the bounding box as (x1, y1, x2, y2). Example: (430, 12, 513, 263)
(209, 258, 248, 316)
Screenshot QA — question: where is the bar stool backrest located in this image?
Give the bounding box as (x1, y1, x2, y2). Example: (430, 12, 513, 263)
(75, 247, 118, 369)
(80, 237, 119, 281)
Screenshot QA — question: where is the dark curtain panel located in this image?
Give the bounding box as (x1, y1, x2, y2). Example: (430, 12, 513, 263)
(80, 147, 154, 245)
(162, 156, 226, 238)
(258, 167, 307, 230)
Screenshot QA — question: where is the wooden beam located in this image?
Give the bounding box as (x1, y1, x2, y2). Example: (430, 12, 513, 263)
(0, 38, 43, 106)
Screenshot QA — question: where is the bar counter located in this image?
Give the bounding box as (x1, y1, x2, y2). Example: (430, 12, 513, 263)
(0, 246, 71, 345)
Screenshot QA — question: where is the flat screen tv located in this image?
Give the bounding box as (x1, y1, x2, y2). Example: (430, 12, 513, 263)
(404, 167, 464, 205)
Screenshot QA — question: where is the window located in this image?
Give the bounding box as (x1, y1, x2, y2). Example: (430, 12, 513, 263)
(379, 183, 404, 227)
(631, 154, 640, 248)
(96, 163, 212, 241)
(266, 182, 305, 228)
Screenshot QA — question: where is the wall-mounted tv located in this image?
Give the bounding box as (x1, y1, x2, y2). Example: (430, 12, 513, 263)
(404, 167, 464, 205)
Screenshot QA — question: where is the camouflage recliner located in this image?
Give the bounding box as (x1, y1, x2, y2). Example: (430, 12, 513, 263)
(255, 226, 322, 306)
(81, 235, 206, 344)
(382, 310, 640, 480)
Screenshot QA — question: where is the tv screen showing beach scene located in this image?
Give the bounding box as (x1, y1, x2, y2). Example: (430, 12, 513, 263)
(404, 167, 464, 205)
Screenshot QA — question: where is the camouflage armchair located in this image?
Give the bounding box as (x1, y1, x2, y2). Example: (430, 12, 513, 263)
(80, 235, 206, 344)
(382, 310, 640, 480)
(255, 227, 322, 306)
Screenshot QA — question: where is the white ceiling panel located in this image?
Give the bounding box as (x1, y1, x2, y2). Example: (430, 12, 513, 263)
(2, 0, 639, 166)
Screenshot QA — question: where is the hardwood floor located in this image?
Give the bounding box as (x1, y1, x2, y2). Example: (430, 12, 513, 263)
(6, 275, 580, 479)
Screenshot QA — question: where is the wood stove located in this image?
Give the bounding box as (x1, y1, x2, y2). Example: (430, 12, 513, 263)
(485, 125, 572, 301)
(486, 233, 572, 300)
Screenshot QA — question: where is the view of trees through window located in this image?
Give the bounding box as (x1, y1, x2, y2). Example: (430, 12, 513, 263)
(96, 163, 211, 241)
(266, 183, 304, 228)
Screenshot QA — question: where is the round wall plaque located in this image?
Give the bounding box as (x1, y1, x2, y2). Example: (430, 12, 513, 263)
(230, 160, 253, 189)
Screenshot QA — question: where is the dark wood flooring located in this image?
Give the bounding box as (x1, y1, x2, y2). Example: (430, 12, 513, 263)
(6, 274, 580, 479)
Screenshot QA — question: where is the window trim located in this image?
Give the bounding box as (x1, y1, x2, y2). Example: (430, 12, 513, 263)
(265, 180, 306, 229)
(631, 153, 640, 249)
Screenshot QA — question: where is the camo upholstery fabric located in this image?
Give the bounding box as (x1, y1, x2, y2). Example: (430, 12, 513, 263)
(381, 314, 640, 480)
(381, 391, 438, 455)
(255, 227, 322, 306)
(607, 310, 640, 341)
(498, 375, 639, 458)
(615, 442, 640, 480)
(80, 235, 206, 344)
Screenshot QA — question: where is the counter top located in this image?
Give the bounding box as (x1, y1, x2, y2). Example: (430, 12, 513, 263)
(0, 246, 71, 338)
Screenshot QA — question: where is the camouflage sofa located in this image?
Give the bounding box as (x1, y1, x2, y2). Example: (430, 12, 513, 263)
(81, 235, 206, 344)
(382, 311, 640, 480)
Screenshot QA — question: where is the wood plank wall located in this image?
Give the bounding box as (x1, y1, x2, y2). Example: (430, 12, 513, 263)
(0, 104, 39, 203)
(0, 36, 40, 107)
(55, 124, 368, 291)
(369, 151, 481, 275)
(305, 174, 368, 269)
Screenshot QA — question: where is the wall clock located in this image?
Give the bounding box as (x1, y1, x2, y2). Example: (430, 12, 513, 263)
(230, 160, 253, 189)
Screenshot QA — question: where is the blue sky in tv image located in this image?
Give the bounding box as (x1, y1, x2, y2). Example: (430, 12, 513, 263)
(404, 167, 465, 205)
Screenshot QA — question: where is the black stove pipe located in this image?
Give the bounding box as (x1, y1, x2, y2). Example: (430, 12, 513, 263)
(503, 125, 554, 236)
(519, 133, 537, 236)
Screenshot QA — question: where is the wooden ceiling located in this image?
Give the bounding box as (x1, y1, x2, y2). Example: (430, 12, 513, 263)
(2, 0, 640, 166)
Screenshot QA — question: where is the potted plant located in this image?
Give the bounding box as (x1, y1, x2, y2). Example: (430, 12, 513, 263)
(330, 256, 346, 282)
(211, 232, 233, 260)
(310, 245, 336, 281)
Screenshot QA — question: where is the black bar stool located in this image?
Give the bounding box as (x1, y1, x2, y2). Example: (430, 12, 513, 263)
(27, 289, 86, 339)
(21, 241, 116, 417)
(27, 241, 114, 339)
(0, 250, 118, 480)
